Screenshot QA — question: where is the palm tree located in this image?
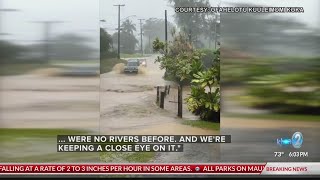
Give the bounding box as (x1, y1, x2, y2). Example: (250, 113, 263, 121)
(121, 19, 136, 35)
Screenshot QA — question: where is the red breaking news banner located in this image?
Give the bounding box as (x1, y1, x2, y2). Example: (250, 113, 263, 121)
(1, 163, 320, 175)
(0, 164, 265, 174)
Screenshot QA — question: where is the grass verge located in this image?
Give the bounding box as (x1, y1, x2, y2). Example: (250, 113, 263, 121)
(100, 151, 156, 163)
(0, 128, 94, 162)
(120, 53, 150, 58)
(0, 128, 156, 163)
(124, 152, 155, 162)
(182, 120, 220, 130)
(0, 128, 88, 142)
(223, 113, 320, 122)
(0, 63, 56, 76)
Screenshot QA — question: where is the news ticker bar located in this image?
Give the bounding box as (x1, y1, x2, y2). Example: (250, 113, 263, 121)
(0, 163, 319, 175)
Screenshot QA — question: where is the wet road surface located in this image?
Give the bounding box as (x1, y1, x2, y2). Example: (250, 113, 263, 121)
(100, 55, 221, 162)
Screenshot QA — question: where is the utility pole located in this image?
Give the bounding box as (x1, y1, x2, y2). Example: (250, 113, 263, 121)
(165, 10, 168, 54)
(0, 0, 19, 36)
(214, 15, 217, 49)
(188, 29, 192, 44)
(114, 4, 125, 59)
(215, 2, 221, 49)
(32, 21, 64, 63)
(143, 29, 151, 54)
(148, 35, 151, 53)
(138, 18, 145, 56)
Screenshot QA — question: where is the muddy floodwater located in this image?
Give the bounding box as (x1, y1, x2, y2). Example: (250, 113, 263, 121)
(0, 55, 220, 163)
(1, 55, 319, 163)
(100, 55, 220, 162)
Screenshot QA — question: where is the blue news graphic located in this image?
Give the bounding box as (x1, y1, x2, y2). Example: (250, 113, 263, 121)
(291, 132, 303, 149)
(277, 132, 303, 148)
(277, 138, 291, 146)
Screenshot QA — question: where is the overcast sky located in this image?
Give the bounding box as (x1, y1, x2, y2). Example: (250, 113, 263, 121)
(224, 0, 319, 28)
(1, 0, 318, 46)
(1, 0, 99, 46)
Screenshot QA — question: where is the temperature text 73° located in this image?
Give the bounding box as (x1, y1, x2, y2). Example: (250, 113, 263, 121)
(274, 152, 285, 157)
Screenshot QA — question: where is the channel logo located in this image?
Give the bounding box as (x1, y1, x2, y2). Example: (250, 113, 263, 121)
(291, 132, 303, 149)
(276, 132, 303, 149)
(277, 138, 291, 146)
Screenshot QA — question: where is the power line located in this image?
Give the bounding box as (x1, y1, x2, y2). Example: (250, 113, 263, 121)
(138, 18, 145, 55)
(31, 20, 65, 63)
(113, 4, 125, 59)
(165, 10, 168, 54)
(215, 1, 221, 49)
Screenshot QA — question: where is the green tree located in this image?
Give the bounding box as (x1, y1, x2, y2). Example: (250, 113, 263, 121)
(168, 0, 211, 48)
(0, 40, 25, 63)
(121, 19, 136, 35)
(153, 30, 203, 83)
(153, 32, 220, 121)
(112, 32, 138, 54)
(100, 28, 114, 58)
(51, 33, 96, 60)
(112, 20, 138, 54)
(153, 30, 204, 118)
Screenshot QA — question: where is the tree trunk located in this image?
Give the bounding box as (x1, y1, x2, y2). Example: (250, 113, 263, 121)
(177, 85, 183, 118)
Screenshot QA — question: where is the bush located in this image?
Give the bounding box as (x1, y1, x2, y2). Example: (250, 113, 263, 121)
(101, 50, 117, 59)
(186, 86, 220, 122)
(233, 57, 320, 114)
(245, 72, 320, 114)
(186, 49, 220, 122)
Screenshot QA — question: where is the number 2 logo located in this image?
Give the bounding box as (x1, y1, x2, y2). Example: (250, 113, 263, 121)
(292, 132, 303, 149)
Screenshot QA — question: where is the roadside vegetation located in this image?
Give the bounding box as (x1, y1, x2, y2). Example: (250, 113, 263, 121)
(0, 128, 99, 162)
(153, 29, 220, 123)
(120, 53, 150, 59)
(223, 113, 320, 122)
(182, 120, 220, 131)
(0, 128, 156, 163)
(100, 151, 156, 163)
(223, 57, 320, 116)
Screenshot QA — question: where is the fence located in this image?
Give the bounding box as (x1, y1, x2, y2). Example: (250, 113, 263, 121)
(155, 84, 183, 118)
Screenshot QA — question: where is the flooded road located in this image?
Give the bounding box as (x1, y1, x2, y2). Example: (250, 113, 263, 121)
(2, 55, 318, 163)
(0, 75, 100, 130)
(100, 55, 221, 162)
(0, 56, 220, 163)
(0, 73, 100, 162)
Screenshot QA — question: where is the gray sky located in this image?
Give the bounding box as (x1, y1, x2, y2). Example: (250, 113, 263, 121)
(1, 0, 99, 45)
(223, 0, 319, 29)
(1, 0, 318, 46)
(100, 0, 318, 37)
(100, 0, 221, 36)
(99, 0, 176, 38)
